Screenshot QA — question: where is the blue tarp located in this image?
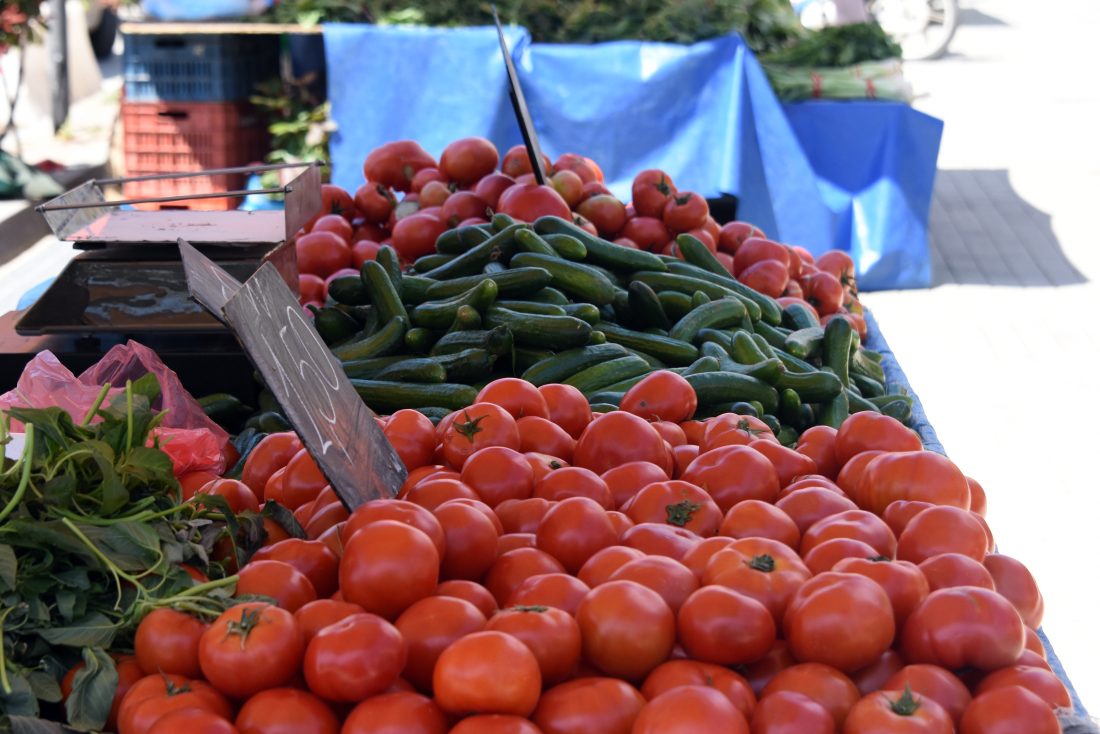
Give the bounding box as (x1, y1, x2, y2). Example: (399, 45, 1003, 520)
(323, 25, 941, 290)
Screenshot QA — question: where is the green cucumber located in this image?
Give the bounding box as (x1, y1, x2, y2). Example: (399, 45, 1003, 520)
(774, 370, 843, 403)
(362, 260, 408, 324)
(753, 320, 791, 350)
(691, 291, 712, 309)
(431, 326, 514, 357)
(341, 355, 407, 379)
(664, 261, 780, 325)
(411, 280, 498, 330)
(510, 252, 617, 306)
(852, 348, 887, 383)
(533, 216, 668, 272)
(350, 380, 478, 412)
(697, 328, 736, 356)
(414, 252, 456, 272)
(401, 275, 436, 304)
(485, 306, 593, 350)
(775, 348, 816, 374)
(564, 355, 652, 395)
(750, 333, 779, 360)
(530, 287, 570, 305)
(785, 326, 825, 361)
(681, 356, 721, 375)
(868, 393, 913, 409)
(852, 372, 886, 398)
(404, 326, 439, 353)
(587, 391, 624, 406)
(310, 306, 360, 345)
(628, 281, 671, 330)
(777, 426, 799, 447)
(422, 223, 521, 280)
(676, 233, 729, 277)
(436, 224, 492, 254)
(374, 358, 447, 383)
(416, 406, 456, 424)
(521, 343, 630, 386)
(497, 301, 567, 316)
(376, 246, 403, 296)
(590, 403, 619, 413)
(514, 227, 560, 257)
(327, 276, 371, 305)
(699, 341, 740, 372)
(632, 271, 740, 303)
(492, 213, 518, 231)
(595, 322, 699, 366)
(597, 372, 651, 394)
(622, 348, 666, 370)
(783, 302, 820, 331)
(669, 298, 746, 343)
(823, 316, 855, 388)
(877, 398, 912, 423)
(778, 388, 804, 428)
(425, 267, 553, 300)
(563, 303, 602, 325)
(684, 372, 779, 414)
(431, 348, 497, 383)
(543, 233, 587, 261)
(589, 330, 608, 345)
(846, 388, 880, 414)
(730, 331, 770, 365)
(658, 291, 695, 321)
(447, 305, 482, 332)
(332, 316, 407, 361)
(818, 392, 849, 429)
(761, 414, 782, 435)
(513, 347, 556, 372)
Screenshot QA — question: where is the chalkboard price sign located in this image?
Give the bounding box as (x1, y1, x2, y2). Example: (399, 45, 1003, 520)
(493, 7, 549, 185)
(182, 248, 406, 508)
(177, 238, 244, 320)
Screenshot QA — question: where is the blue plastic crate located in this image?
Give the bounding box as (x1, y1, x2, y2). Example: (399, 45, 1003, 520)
(123, 33, 279, 102)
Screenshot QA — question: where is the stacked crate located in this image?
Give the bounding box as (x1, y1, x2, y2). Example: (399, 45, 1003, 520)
(122, 33, 278, 209)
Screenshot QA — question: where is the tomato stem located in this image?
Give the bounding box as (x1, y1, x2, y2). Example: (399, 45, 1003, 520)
(224, 606, 263, 650)
(511, 605, 549, 613)
(665, 499, 701, 527)
(886, 685, 922, 717)
(746, 554, 776, 573)
(454, 410, 487, 443)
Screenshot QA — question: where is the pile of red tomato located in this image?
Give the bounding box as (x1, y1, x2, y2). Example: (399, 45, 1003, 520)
(293, 138, 866, 335)
(109, 372, 1068, 734)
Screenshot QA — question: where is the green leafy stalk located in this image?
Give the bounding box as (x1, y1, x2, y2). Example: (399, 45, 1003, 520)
(0, 424, 33, 524)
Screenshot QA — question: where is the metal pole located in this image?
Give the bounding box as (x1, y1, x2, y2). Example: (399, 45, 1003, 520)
(47, 0, 69, 132)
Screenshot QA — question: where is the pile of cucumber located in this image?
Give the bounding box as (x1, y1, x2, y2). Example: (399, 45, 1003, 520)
(308, 214, 912, 445)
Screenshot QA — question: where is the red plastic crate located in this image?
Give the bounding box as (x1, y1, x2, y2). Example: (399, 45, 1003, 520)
(122, 100, 269, 210)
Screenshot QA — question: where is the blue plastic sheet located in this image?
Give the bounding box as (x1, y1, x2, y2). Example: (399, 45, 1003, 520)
(323, 25, 940, 290)
(783, 102, 943, 290)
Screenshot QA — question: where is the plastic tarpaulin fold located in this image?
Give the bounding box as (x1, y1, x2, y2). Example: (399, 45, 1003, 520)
(323, 25, 940, 290)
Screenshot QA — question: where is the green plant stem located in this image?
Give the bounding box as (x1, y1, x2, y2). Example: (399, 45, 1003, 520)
(0, 424, 34, 524)
(0, 606, 15, 695)
(125, 381, 134, 450)
(81, 384, 112, 426)
(60, 516, 141, 599)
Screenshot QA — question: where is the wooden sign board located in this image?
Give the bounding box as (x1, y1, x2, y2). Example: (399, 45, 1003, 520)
(177, 238, 244, 321)
(181, 248, 406, 508)
(493, 7, 549, 185)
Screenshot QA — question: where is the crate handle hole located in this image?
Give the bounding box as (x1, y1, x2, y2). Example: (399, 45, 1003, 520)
(157, 111, 189, 120)
(153, 38, 187, 49)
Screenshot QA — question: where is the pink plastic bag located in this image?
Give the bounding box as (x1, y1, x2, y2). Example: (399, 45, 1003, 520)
(0, 341, 230, 475)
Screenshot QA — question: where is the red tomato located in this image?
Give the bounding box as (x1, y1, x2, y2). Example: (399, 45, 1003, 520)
(363, 140, 436, 192)
(835, 412, 922, 466)
(895, 505, 987, 565)
(783, 572, 895, 672)
(602, 461, 671, 510)
(701, 414, 777, 451)
(802, 537, 881, 576)
(298, 274, 325, 306)
(844, 687, 954, 733)
(749, 690, 834, 734)
(983, 553, 1044, 629)
(959, 687, 1059, 734)
(460, 447, 534, 507)
(235, 687, 340, 734)
(197, 603, 303, 699)
(620, 216, 673, 251)
(354, 181, 396, 224)
(350, 239, 381, 266)
(577, 545, 646, 587)
(311, 213, 352, 242)
(776, 487, 859, 535)
(883, 499, 938, 537)
(633, 685, 749, 734)
(392, 213, 447, 261)
(748, 439, 818, 488)
(549, 169, 584, 207)
(147, 707, 237, 734)
(680, 536, 735, 580)
(624, 480, 721, 537)
(800, 509, 897, 559)
(632, 170, 677, 218)
(553, 153, 600, 183)
(577, 412, 675, 475)
(433, 631, 541, 717)
(720, 499, 801, 549)
(442, 403, 521, 468)
(303, 613, 404, 701)
(474, 173, 517, 209)
(438, 191, 488, 227)
(832, 557, 929, 629)
(534, 466, 612, 507)
(661, 192, 708, 232)
(435, 580, 498, 619)
(434, 501, 500, 581)
(251, 538, 339, 598)
(678, 585, 776, 665)
(440, 137, 499, 184)
(196, 478, 261, 514)
(517, 416, 576, 461)
(619, 370, 698, 423)
(293, 599, 364, 644)
(902, 587, 1025, 670)
(967, 476, 988, 516)
(577, 580, 676, 680)
(279, 448, 328, 510)
(608, 555, 699, 614)
(341, 691, 447, 734)
(477, 378, 550, 419)
(534, 496, 616, 573)
(732, 238, 789, 276)
(410, 167, 447, 192)
(704, 538, 810, 624)
(859, 451, 971, 516)
(739, 259, 789, 298)
(642, 661, 754, 719)
(716, 221, 764, 255)
(850, 649, 906, 696)
(497, 183, 571, 222)
(501, 145, 552, 179)
(385, 409, 437, 472)
(118, 674, 232, 734)
(236, 560, 317, 612)
(340, 520, 440, 620)
(620, 523, 700, 561)
(485, 604, 581, 685)
(533, 677, 646, 734)
(134, 609, 205, 678)
(681, 445, 779, 513)
(484, 547, 565, 606)
(804, 272, 845, 315)
(344, 499, 446, 557)
(495, 497, 552, 535)
(578, 194, 628, 237)
(761, 662, 860, 729)
(538, 383, 593, 438)
(919, 553, 995, 591)
(507, 572, 590, 616)
(395, 596, 490, 693)
(816, 250, 857, 290)
(296, 231, 351, 278)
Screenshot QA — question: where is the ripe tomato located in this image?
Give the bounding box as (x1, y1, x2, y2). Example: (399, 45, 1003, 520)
(548, 169, 583, 207)
(619, 370, 697, 423)
(835, 412, 922, 466)
(433, 501, 499, 581)
(832, 557, 929, 629)
(701, 413, 776, 450)
(620, 216, 672, 251)
(859, 451, 971, 516)
(748, 440, 817, 489)
(553, 152, 600, 183)
(293, 599, 365, 644)
(119, 675, 233, 734)
(800, 509, 897, 559)
(235, 687, 339, 734)
(485, 604, 581, 685)
(506, 572, 590, 615)
(620, 523, 700, 561)
(679, 536, 735, 580)
(733, 238, 790, 276)
(803, 537, 881, 575)
(602, 461, 671, 510)
(484, 547, 565, 606)
(458, 446, 534, 507)
(442, 403, 521, 469)
(816, 250, 857, 290)
(404, 477, 480, 511)
(967, 476, 988, 516)
(473, 173, 516, 208)
(959, 687, 1059, 734)
(678, 585, 776, 665)
(497, 183, 572, 222)
(495, 497, 552, 535)
(196, 478, 260, 514)
(535, 496, 617, 574)
(534, 677, 646, 734)
(537, 383, 592, 438)
(704, 537, 810, 624)
(775, 487, 859, 535)
(344, 499, 446, 557)
(241, 433, 302, 498)
(198, 603, 303, 699)
(804, 272, 845, 315)
(761, 663, 860, 729)
(134, 609, 205, 678)
(341, 691, 447, 734)
(578, 545, 646, 587)
(440, 137, 499, 184)
(477, 378, 550, 420)
(236, 560, 317, 612)
(902, 586, 1025, 670)
(501, 145, 552, 179)
(642, 661, 754, 719)
(633, 685, 749, 734)
(363, 140, 436, 192)
(577, 580, 675, 680)
(919, 553, 995, 591)
(750, 690, 834, 734)
(449, 715, 542, 734)
(296, 231, 351, 278)
(662, 192, 708, 232)
(251, 538, 339, 598)
(882, 499, 938, 537)
(739, 259, 789, 298)
(433, 631, 541, 716)
(719, 499, 801, 549)
(392, 595, 489, 693)
(577, 411, 678, 479)
(783, 571, 894, 672)
(354, 181, 396, 224)
(146, 708, 237, 734)
(311, 213, 352, 242)
(682, 445, 780, 512)
(298, 273, 325, 307)
(303, 613, 405, 701)
(983, 553, 1044, 629)
(850, 649, 906, 696)
(577, 194, 628, 237)
(608, 555, 699, 614)
(435, 579, 498, 618)
(717, 221, 764, 255)
(279, 448, 329, 510)
(517, 416, 575, 460)
(534, 466, 612, 507)
(392, 213, 446, 261)
(632, 170, 677, 218)
(384, 409, 436, 472)
(844, 687, 954, 733)
(623, 480, 720, 536)
(882, 666, 972, 723)
(340, 520, 439, 620)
